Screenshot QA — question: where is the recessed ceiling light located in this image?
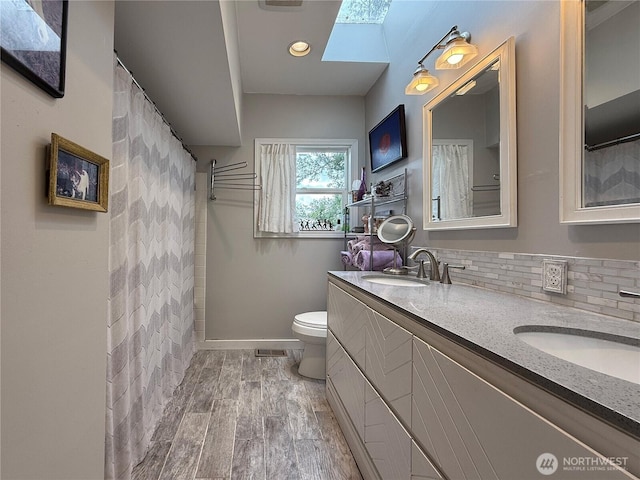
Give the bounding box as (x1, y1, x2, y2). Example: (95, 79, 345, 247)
(289, 41, 311, 57)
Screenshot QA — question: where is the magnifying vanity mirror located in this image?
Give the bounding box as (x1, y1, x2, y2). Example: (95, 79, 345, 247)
(377, 214, 416, 244)
(423, 37, 517, 230)
(560, 0, 640, 224)
(377, 214, 416, 275)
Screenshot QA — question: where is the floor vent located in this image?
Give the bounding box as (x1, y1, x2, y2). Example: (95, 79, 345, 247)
(255, 349, 288, 357)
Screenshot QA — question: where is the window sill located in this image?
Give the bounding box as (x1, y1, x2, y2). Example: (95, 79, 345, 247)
(254, 231, 346, 239)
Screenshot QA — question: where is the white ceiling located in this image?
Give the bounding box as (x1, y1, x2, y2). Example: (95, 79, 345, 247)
(114, 0, 389, 147)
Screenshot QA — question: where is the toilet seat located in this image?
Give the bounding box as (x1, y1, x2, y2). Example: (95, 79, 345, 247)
(294, 311, 327, 329)
(293, 311, 327, 338)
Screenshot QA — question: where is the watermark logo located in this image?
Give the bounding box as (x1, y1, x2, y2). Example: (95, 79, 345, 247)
(536, 453, 629, 476)
(536, 453, 558, 475)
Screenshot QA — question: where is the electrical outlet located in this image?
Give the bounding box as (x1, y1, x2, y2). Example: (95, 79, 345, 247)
(542, 260, 568, 294)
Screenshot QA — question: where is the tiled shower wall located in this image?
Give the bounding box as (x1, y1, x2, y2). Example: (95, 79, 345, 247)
(194, 173, 208, 341)
(418, 248, 640, 323)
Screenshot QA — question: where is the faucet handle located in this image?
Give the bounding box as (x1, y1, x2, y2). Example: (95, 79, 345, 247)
(415, 260, 428, 279)
(441, 263, 465, 284)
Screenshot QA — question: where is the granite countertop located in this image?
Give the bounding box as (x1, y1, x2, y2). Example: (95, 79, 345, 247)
(328, 270, 640, 438)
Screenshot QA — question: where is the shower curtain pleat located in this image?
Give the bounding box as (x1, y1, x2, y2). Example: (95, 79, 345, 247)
(105, 62, 196, 480)
(432, 143, 472, 220)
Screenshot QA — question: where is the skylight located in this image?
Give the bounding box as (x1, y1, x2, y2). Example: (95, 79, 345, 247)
(335, 0, 391, 24)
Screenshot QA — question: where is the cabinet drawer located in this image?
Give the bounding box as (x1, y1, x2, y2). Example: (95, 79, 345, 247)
(328, 282, 368, 368)
(364, 380, 411, 480)
(327, 330, 365, 441)
(411, 441, 443, 480)
(412, 336, 633, 480)
(365, 309, 412, 423)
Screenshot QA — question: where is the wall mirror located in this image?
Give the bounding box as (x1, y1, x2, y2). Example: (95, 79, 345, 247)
(423, 37, 517, 230)
(560, 0, 640, 224)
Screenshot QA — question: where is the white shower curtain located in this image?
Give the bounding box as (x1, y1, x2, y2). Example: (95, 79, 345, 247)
(584, 139, 640, 207)
(257, 143, 298, 233)
(432, 143, 472, 220)
(105, 63, 196, 480)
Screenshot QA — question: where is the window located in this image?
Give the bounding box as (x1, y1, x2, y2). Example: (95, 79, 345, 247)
(335, 0, 391, 24)
(255, 139, 357, 238)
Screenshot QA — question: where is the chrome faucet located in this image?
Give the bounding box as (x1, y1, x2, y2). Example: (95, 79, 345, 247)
(408, 248, 440, 281)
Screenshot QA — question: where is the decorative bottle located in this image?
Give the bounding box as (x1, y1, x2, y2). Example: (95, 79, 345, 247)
(356, 167, 366, 201)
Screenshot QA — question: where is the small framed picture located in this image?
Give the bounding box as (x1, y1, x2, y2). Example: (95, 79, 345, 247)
(0, 0, 69, 98)
(48, 133, 109, 212)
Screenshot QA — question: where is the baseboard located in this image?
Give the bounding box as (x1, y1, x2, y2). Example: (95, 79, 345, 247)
(197, 338, 303, 350)
(326, 379, 380, 480)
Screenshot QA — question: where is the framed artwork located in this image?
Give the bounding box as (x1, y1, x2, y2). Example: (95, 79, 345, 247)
(369, 104, 408, 173)
(0, 0, 68, 98)
(48, 133, 109, 212)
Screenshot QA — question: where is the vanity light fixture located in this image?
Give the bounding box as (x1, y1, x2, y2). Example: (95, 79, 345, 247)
(405, 64, 439, 95)
(405, 25, 478, 95)
(434, 29, 478, 70)
(289, 40, 311, 57)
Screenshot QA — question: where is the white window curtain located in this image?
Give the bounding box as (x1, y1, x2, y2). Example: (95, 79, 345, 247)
(432, 143, 472, 220)
(257, 143, 298, 233)
(105, 62, 196, 480)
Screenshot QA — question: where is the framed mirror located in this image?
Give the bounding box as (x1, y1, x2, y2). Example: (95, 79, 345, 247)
(423, 37, 517, 230)
(560, 0, 640, 224)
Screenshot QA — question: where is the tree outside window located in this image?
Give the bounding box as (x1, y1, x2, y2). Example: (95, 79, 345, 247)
(295, 147, 348, 232)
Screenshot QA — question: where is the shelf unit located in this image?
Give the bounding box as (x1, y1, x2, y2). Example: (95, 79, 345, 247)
(344, 169, 407, 271)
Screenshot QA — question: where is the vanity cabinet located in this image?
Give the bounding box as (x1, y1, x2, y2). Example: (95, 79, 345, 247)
(326, 278, 637, 480)
(327, 331, 365, 439)
(328, 282, 412, 419)
(365, 309, 412, 422)
(327, 282, 368, 368)
(412, 337, 632, 480)
(327, 282, 441, 480)
(363, 380, 412, 479)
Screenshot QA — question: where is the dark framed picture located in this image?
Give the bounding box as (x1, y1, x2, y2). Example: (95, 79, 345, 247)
(0, 0, 68, 98)
(369, 104, 408, 173)
(48, 133, 109, 212)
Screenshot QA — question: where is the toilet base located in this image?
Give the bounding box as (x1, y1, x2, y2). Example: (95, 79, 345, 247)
(298, 342, 326, 379)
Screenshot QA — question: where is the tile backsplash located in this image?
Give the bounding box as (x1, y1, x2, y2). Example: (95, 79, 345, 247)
(411, 248, 639, 323)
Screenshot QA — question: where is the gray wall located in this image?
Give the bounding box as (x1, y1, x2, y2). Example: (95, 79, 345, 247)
(366, 0, 639, 260)
(192, 94, 365, 340)
(1, 1, 114, 478)
(196, 1, 638, 344)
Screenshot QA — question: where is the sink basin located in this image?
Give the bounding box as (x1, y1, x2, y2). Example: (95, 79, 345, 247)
(362, 275, 428, 287)
(514, 326, 640, 384)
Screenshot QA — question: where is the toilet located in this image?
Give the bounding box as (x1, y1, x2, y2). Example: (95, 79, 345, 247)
(292, 311, 328, 379)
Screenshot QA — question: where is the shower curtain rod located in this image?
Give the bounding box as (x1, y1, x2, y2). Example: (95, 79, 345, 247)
(115, 53, 198, 163)
(585, 132, 640, 152)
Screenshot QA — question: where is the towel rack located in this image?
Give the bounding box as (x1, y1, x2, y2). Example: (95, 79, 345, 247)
(472, 173, 500, 191)
(210, 159, 261, 201)
(585, 132, 640, 152)
(471, 184, 500, 191)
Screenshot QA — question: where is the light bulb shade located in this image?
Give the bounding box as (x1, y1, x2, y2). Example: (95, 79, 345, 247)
(289, 41, 311, 57)
(405, 67, 439, 95)
(435, 38, 478, 70)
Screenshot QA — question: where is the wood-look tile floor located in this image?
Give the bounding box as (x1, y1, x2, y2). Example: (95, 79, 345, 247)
(133, 349, 363, 480)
